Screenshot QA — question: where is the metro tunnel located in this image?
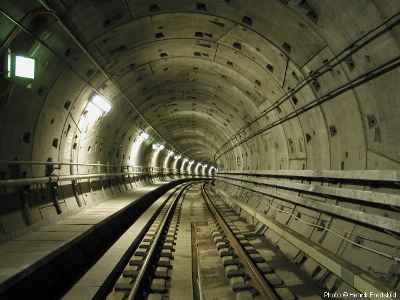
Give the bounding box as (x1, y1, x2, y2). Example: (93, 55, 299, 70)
(0, 1, 399, 299)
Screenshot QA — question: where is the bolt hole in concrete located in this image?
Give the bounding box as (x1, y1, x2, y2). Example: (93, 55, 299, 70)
(0, 1, 399, 299)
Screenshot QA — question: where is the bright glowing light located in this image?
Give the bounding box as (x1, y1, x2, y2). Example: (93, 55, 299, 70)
(164, 150, 174, 168)
(15, 56, 35, 79)
(137, 131, 149, 142)
(129, 131, 148, 165)
(91, 95, 111, 113)
(209, 166, 218, 177)
(86, 102, 103, 119)
(152, 143, 165, 151)
(174, 155, 182, 160)
(79, 102, 103, 130)
(7, 52, 11, 78)
(79, 95, 112, 131)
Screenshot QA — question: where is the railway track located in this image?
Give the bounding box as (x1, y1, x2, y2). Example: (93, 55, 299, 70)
(106, 182, 322, 300)
(201, 184, 303, 300)
(107, 183, 192, 300)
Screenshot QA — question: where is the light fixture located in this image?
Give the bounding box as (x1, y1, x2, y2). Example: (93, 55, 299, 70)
(137, 131, 149, 142)
(82, 94, 112, 126)
(152, 143, 165, 151)
(15, 56, 35, 79)
(91, 95, 111, 113)
(5, 50, 36, 80)
(85, 102, 103, 123)
(7, 51, 11, 78)
(87, 94, 112, 116)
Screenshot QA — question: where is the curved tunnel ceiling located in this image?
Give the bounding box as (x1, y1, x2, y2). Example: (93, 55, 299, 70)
(1, 0, 400, 173)
(1, 1, 400, 296)
(94, 9, 294, 165)
(98, 4, 314, 164)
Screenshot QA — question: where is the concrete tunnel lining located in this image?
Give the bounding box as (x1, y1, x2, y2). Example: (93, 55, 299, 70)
(0, 0, 399, 298)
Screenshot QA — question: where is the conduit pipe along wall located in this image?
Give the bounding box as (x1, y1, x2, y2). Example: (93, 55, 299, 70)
(0, 0, 399, 294)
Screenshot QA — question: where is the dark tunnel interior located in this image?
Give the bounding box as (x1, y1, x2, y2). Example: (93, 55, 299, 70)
(0, 1, 399, 299)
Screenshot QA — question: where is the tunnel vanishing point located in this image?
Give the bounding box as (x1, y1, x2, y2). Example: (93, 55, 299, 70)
(0, 1, 399, 299)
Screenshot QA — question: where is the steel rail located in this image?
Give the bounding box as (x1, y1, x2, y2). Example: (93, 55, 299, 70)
(126, 183, 192, 300)
(219, 184, 400, 262)
(224, 195, 400, 296)
(201, 184, 280, 300)
(191, 223, 203, 300)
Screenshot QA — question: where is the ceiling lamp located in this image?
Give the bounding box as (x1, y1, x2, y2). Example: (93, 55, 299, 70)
(152, 143, 165, 151)
(91, 95, 111, 113)
(5, 50, 36, 80)
(137, 131, 149, 142)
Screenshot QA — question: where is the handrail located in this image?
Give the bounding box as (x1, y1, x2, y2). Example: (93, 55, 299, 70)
(0, 170, 183, 187)
(0, 158, 209, 187)
(0, 160, 143, 168)
(0, 160, 180, 173)
(217, 177, 400, 233)
(0, 171, 143, 187)
(218, 169, 400, 182)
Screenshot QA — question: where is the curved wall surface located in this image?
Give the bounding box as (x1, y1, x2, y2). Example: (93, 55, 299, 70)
(0, 0, 399, 295)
